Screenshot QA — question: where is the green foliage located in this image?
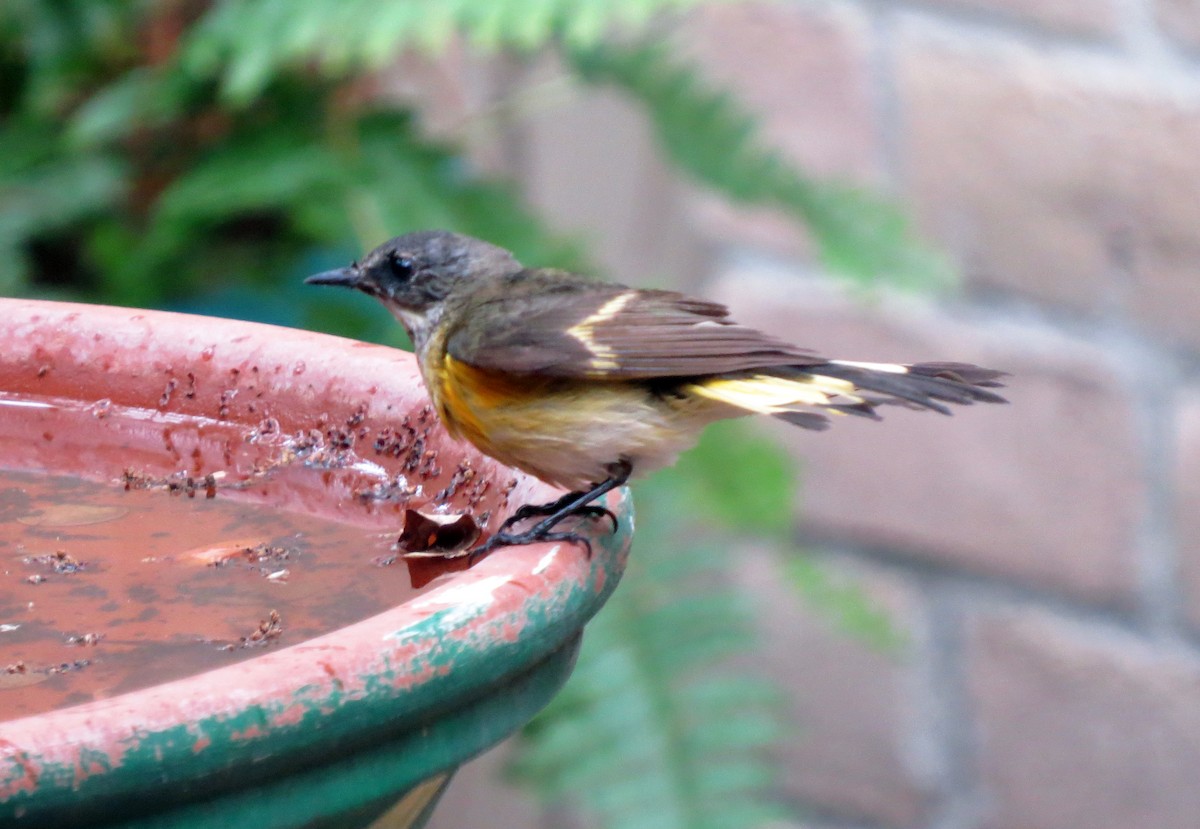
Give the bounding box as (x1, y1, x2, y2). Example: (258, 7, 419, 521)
(0, 122, 125, 292)
(782, 556, 905, 653)
(99, 103, 581, 310)
(183, 0, 731, 103)
(511, 481, 792, 829)
(570, 40, 952, 290)
(0, 6, 577, 316)
(650, 420, 795, 541)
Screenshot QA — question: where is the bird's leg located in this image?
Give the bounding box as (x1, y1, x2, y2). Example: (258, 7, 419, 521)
(470, 460, 632, 560)
(496, 489, 616, 534)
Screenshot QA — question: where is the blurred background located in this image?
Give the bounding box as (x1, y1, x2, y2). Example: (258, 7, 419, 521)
(4, 1, 1200, 828)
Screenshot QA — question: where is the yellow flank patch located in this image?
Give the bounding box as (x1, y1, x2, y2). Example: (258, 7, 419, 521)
(567, 291, 636, 373)
(687, 373, 859, 414)
(439, 355, 556, 454)
(440, 357, 511, 441)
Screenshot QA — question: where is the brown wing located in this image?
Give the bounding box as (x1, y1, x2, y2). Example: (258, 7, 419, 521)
(445, 270, 819, 379)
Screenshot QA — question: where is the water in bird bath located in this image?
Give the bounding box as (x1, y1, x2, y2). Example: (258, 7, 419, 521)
(0, 393, 478, 722)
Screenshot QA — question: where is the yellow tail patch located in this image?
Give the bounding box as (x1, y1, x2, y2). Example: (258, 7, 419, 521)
(685, 373, 861, 415)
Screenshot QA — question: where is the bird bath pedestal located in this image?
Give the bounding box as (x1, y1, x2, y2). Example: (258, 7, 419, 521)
(0, 299, 631, 829)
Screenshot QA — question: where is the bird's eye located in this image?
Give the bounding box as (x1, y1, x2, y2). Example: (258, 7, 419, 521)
(388, 253, 415, 280)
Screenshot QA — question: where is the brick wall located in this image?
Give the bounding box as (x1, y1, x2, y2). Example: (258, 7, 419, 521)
(425, 1, 1200, 827)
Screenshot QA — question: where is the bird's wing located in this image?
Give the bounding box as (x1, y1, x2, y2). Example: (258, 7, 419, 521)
(445, 274, 819, 379)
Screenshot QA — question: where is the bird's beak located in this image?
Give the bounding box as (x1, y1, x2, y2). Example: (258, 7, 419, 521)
(304, 266, 360, 289)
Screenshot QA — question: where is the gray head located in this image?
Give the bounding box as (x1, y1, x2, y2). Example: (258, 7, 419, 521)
(305, 230, 522, 340)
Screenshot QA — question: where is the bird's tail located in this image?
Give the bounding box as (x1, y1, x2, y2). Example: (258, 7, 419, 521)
(685, 360, 1008, 430)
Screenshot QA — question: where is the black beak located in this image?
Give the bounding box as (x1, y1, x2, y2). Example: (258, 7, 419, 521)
(304, 266, 360, 289)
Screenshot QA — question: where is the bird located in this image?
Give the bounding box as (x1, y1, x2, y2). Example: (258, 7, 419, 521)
(306, 230, 1007, 557)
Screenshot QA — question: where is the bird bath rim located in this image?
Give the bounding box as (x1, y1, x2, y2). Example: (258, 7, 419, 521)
(0, 298, 632, 827)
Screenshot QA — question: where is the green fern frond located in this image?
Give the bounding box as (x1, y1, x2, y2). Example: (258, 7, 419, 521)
(782, 556, 906, 652)
(510, 475, 797, 829)
(67, 65, 197, 148)
(182, 0, 735, 104)
(90, 105, 582, 310)
(567, 39, 952, 289)
(0, 119, 126, 292)
(648, 420, 795, 541)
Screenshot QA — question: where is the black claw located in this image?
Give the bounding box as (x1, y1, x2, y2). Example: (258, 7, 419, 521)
(495, 513, 523, 535)
(497, 489, 590, 532)
(574, 505, 618, 532)
(537, 530, 594, 556)
(468, 461, 632, 562)
(502, 502, 616, 534)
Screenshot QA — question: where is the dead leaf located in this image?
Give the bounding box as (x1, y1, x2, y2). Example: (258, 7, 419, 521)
(397, 509, 480, 557)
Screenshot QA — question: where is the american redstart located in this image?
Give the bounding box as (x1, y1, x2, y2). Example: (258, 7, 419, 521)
(307, 230, 1007, 557)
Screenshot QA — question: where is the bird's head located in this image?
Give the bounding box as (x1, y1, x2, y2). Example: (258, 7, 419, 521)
(305, 230, 522, 342)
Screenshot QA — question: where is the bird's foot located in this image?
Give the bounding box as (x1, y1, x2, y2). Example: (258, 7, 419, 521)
(468, 461, 631, 562)
(497, 491, 618, 534)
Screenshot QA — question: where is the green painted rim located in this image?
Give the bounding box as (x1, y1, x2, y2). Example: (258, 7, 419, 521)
(0, 299, 633, 828)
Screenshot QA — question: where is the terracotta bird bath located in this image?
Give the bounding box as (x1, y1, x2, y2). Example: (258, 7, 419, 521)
(0, 299, 631, 828)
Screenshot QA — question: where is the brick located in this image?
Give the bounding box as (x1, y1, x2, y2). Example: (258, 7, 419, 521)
(712, 266, 1145, 605)
(733, 546, 934, 826)
(680, 2, 878, 179)
(1158, 0, 1200, 52)
(969, 609, 1200, 829)
(519, 58, 710, 288)
(376, 43, 513, 176)
(1172, 390, 1200, 628)
(900, 36, 1200, 348)
(923, 0, 1119, 39)
(675, 2, 880, 256)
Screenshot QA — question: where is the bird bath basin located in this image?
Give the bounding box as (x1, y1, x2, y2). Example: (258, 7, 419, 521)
(0, 299, 631, 828)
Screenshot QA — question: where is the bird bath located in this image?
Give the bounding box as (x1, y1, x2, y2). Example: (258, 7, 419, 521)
(0, 299, 631, 828)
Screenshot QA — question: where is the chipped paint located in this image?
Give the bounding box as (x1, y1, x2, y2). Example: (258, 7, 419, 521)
(225, 725, 264, 743)
(0, 745, 38, 796)
(407, 575, 511, 613)
(533, 547, 560, 575)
